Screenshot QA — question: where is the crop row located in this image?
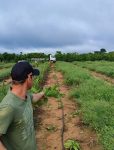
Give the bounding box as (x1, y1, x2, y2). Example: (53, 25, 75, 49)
(73, 61, 114, 78)
(0, 62, 14, 69)
(31, 62, 50, 93)
(0, 68, 12, 81)
(56, 61, 114, 150)
(0, 62, 50, 103)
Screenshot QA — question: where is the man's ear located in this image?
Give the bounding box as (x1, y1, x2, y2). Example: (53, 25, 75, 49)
(28, 73, 33, 79)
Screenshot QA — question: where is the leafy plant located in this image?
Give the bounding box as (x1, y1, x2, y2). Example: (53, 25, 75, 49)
(44, 85, 64, 98)
(64, 139, 80, 150)
(34, 97, 48, 108)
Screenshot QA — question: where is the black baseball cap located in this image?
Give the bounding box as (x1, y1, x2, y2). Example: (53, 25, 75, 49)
(11, 61, 40, 81)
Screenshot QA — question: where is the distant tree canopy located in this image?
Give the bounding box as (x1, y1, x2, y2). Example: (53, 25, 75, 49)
(0, 52, 48, 62)
(1, 49, 114, 62)
(100, 48, 107, 53)
(94, 48, 107, 54)
(55, 49, 114, 62)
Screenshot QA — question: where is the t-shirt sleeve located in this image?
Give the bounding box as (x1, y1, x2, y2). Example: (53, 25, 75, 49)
(29, 93, 33, 101)
(0, 105, 14, 134)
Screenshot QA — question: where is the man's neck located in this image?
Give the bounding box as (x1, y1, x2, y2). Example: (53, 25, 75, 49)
(11, 85, 27, 100)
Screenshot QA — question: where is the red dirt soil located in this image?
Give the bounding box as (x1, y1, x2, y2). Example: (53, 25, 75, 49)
(91, 71, 114, 85)
(35, 65, 103, 150)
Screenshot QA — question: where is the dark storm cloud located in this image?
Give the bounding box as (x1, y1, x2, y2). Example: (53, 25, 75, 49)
(0, 0, 114, 53)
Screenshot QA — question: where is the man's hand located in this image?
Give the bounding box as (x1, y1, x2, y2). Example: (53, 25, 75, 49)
(32, 91, 45, 103)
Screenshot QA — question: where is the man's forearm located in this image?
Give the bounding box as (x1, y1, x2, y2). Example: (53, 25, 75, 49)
(0, 140, 7, 150)
(32, 92, 44, 103)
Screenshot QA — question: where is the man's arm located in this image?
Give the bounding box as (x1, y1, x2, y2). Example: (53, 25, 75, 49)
(32, 91, 45, 103)
(0, 105, 14, 150)
(0, 135, 7, 150)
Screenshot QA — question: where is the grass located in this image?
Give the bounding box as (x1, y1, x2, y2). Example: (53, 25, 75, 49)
(0, 62, 15, 81)
(0, 83, 9, 102)
(73, 61, 114, 78)
(31, 62, 50, 93)
(0, 68, 12, 81)
(31, 62, 50, 107)
(0, 62, 14, 69)
(56, 61, 114, 150)
(56, 61, 90, 86)
(44, 85, 64, 98)
(0, 62, 50, 105)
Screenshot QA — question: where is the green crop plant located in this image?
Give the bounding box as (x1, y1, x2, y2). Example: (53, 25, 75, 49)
(32, 97, 48, 109)
(0, 63, 14, 69)
(64, 139, 80, 150)
(0, 68, 12, 81)
(44, 85, 64, 98)
(31, 62, 50, 92)
(56, 62, 91, 86)
(73, 61, 114, 78)
(30, 62, 50, 108)
(0, 84, 9, 102)
(56, 61, 114, 150)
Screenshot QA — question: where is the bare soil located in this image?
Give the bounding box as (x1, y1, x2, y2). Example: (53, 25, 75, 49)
(35, 65, 103, 150)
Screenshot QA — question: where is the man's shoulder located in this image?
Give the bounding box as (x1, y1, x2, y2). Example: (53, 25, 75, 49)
(0, 103, 15, 116)
(1, 91, 21, 109)
(0, 92, 15, 110)
(1, 91, 13, 105)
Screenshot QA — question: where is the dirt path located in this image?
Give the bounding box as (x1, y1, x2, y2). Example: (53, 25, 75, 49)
(35, 66, 103, 150)
(76, 64, 114, 85)
(91, 71, 114, 85)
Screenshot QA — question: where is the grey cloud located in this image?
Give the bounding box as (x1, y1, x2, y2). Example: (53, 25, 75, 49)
(0, 0, 114, 53)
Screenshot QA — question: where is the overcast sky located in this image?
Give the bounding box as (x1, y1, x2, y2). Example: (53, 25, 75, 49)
(0, 0, 114, 54)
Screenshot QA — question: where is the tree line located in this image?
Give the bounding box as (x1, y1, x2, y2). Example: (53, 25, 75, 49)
(1, 48, 114, 62)
(0, 52, 49, 62)
(55, 49, 114, 62)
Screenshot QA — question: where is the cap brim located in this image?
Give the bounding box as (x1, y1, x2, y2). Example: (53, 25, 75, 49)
(33, 69, 40, 76)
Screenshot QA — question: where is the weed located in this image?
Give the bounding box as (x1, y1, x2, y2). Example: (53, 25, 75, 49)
(44, 85, 63, 98)
(71, 110, 80, 117)
(64, 139, 80, 150)
(46, 124, 57, 132)
(58, 101, 63, 109)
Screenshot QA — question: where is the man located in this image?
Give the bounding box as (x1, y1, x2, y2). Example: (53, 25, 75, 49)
(0, 61, 44, 150)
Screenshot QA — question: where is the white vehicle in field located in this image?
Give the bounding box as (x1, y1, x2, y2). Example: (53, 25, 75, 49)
(49, 54, 56, 63)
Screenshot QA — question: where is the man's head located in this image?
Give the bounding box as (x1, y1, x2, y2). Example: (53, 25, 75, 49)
(11, 61, 40, 88)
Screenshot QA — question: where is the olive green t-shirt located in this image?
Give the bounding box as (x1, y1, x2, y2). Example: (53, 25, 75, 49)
(0, 90, 37, 150)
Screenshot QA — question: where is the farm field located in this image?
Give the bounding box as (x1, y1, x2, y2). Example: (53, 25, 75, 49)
(0, 62, 15, 102)
(0, 63, 15, 82)
(36, 63, 102, 150)
(73, 61, 114, 78)
(0, 62, 14, 69)
(1, 61, 114, 150)
(55, 61, 114, 150)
